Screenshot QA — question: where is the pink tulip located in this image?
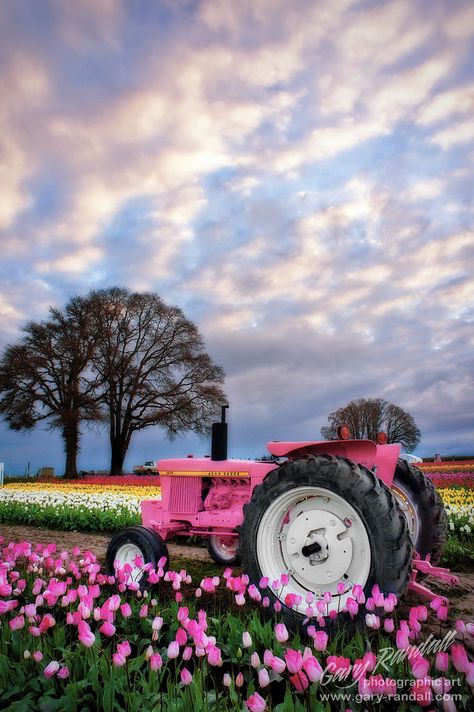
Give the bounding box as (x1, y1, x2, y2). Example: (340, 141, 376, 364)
(44, 661, 60, 678)
(451, 644, 469, 673)
(112, 652, 126, 667)
(245, 691, 266, 712)
(431, 677, 452, 695)
(412, 676, 433, 707)
(313, 630, 328, 651)
(290, 671, 309, 692)
(346, 597, 359, 617)
(117, 640, 131, 657)
(274, 623, 289, 643)
(177, 607, 188, 623)
(417, 605, 428, 621)
(268, 654, 286, 674)
(436, 652, 449, 672)
(258, 668, 270, 687)
(236, 672, 244, 687)
(120, 603, 132, 618)
(396, 629, 409, 650)
(383, 617, 394, 633)
(99, 621, 116, 637)
(362, 651, 377, 672)
(430, 596, 444, 611)
(9, 615, 25, 631)
(78, 621, 95, 648)
(175, 627, 187, 646)
(442, 694, 459, 712)
(182, 646, 192, 661)
(437, 605, 448, 621)
(455, 619, 466, 634)
(33, 650, 43, 663)
(285, 649, 303, 674)
(251, 652, 261, 668)
(326, 656, 351, 676)
(303, 655, 323, 682)
(411, 656, 430, 679)
(167, 641, 179, 659)
(365, 613, 380, 629)
(180, 668, 192, 685)
(207, 645, 223, 666)
(367, 673, 385, 695)
(242, 631, 252, 648)
(58, 666, 69, 680)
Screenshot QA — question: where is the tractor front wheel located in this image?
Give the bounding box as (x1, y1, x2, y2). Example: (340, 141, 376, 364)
(207, 534, 240, 565)
(239, 455, 412, 629)
(392, 459, 447, 564)
(106, 526, 169, 589)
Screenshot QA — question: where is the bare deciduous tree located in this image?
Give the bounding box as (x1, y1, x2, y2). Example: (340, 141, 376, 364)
(321, 397, 421, 451)
(0, 298, 101, 477)
(86, 287, 226, 475)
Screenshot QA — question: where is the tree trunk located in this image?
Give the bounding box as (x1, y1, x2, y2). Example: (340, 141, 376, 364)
(110, 444, 126, 476)
(109, 426, 131, 475)
(62, 417, 79, 479)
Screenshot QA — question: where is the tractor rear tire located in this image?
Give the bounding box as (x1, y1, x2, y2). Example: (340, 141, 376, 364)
(207, 535, 240, 565)
(392, 459, 447, 564)
(106, 526, 169, 590)
(239, 455, 412, 631)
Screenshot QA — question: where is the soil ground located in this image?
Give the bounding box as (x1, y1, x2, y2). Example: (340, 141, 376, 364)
(0, 524, 211, 562)
(1, 524, 473, 632)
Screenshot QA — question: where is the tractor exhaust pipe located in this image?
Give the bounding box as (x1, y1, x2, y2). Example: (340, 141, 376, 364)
(211, 405, 229, 461)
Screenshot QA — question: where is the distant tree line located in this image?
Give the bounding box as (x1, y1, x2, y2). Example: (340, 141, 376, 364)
(0, 287, 226, 477)
(321, 397, 421, 451)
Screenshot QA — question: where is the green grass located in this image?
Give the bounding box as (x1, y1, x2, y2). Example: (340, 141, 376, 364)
(440, 534, 474, 571)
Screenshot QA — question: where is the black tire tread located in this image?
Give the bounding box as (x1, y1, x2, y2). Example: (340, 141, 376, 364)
(394, 459, 448, 564)
(238, 455, 413, 630)
(105, 525, 169, 589)
(207, 535, 241, 565)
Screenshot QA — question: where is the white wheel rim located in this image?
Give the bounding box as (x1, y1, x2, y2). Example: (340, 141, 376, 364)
(211, 535, 238, 561)
(392, 483, 420, 545)
(256, 486, 372, 614)
(115, 543, 146, 582)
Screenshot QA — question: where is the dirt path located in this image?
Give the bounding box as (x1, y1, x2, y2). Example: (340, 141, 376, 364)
(0, 524, 211, 562)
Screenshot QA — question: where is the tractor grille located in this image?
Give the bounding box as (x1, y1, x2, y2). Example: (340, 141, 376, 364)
(168, 477, 202, 514)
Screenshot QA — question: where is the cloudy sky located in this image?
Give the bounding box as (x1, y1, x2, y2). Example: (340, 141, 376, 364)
(0, 0, 473, 474)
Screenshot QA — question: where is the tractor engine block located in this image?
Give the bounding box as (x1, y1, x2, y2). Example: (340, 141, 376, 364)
(204, 478, 251, 511)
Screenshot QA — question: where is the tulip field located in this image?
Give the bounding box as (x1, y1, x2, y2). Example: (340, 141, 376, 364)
(0, 466, 473, 710)
(1, 537, 474, 711)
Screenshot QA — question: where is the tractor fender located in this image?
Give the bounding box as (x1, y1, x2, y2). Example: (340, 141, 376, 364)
(266, 439, 377, 472)
(266, 440, 400, 488)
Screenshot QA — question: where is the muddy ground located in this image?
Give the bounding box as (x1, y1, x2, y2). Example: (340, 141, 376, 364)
(1, 524, 473, 630)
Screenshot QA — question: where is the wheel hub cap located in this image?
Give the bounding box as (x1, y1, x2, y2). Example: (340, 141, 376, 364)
(115, 543, 145, 582)
(256, 486, 372, 612)
(285, 505, 354, 585)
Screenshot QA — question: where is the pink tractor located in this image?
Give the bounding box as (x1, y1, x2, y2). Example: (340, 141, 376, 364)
(106, 407, 456, 626)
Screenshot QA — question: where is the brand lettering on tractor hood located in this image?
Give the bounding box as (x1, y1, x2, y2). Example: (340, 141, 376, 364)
(159, 470, 249, 477)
